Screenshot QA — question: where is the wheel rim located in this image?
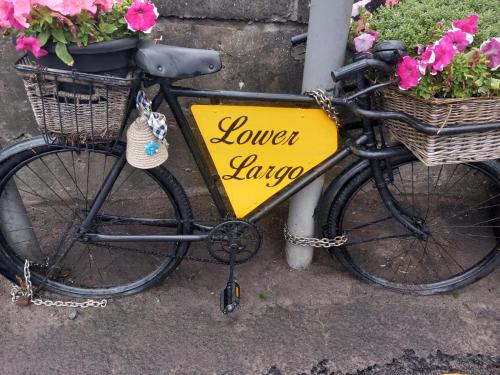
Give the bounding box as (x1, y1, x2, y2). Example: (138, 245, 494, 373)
(332, 159, 500, 291)
(0, 146, 189, 297)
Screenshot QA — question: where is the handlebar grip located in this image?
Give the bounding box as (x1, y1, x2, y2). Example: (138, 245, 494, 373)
(291, 33, 307, 46)
(331, 59, 392, 82)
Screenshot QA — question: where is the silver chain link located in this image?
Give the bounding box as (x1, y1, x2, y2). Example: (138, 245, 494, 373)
(283, 225, 348, 248)
(10, 260, 107, 309)
(305, 89, 341, 125)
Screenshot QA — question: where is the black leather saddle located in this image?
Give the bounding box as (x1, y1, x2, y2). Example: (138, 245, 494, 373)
(135, 40, 222, 80)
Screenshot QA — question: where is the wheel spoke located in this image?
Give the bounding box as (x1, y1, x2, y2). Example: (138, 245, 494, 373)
(0, 146, 191, 296)
(332, 159, 499, 292)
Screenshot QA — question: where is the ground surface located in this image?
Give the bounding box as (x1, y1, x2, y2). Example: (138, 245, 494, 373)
(0, 198, 499, 375)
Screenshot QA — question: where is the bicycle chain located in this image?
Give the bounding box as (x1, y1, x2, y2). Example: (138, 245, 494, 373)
(283, 225, 348, 248)
(9, 220, 346, 307)
(305, 89, 341, 125)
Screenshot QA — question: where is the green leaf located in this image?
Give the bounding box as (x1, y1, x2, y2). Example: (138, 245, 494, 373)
(37, 30, 51, 46)
(42, 13, 53, 24)
(55, 43, 74, 66)
(491, 78, 500, 91)
(51, 29, 67, 44)
(99, 23, 118, 34)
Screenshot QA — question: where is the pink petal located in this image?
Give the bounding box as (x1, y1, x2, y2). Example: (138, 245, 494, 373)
(396, 56, 421, 90)
(452, 14, 479, 35)
(480, 37, 500, 71)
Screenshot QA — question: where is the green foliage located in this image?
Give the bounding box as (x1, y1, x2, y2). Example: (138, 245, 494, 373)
(371, 0, 499, 52)
(55, 42, 73, 66)
(15, 0, 139, 65)
(415, 51, 500, 99)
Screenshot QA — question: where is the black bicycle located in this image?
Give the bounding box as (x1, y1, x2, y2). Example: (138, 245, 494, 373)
(0, 38, 499, 312)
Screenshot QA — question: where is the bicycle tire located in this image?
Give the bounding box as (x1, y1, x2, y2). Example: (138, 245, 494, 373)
(0, 142, 193, 298)
(324, 154, 500, 294)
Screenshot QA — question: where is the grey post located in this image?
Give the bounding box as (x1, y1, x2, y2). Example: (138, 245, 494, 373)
(0, 146, 41, 261)
(286, 0, 353, 269)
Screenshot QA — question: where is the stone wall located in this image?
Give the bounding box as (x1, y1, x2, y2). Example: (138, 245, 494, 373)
(0, 1, 309, 144)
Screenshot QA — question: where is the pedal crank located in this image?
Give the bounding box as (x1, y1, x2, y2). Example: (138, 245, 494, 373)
(220, 280, 240, 314)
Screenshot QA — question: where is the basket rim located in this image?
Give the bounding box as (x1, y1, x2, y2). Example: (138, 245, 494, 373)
(15, 55, 138, 87)
(382, 85, 500, 106)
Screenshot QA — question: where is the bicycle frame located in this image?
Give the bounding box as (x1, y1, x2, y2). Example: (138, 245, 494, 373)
(80, 80, 426, 245)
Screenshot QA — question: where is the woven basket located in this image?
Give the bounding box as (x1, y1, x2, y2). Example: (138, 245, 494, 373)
(380, 87, 500, 166)
(16, 57, 136, 144)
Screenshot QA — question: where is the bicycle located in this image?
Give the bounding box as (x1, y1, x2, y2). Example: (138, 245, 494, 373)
(0, 38, 499, 313)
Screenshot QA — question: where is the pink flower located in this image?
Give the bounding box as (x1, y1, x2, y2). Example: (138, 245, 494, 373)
(351, 0, 371, 18)
(354, 32, 376, 53)
(396, 56, 421, 90)
(385, 0, 400, 7)
(0, 0, 30, 30)
(356, 19, 365, 32)
(417, 43, 436, 74)
(480, 37, 500, 71)
(34, 0, 64, 12)
(431, 36, 457, 74)
(0, 1, 15, 28)
(445, 30, 473, 52)
(94, 0, 120, 12)
(16, 34, 48, 58)
(124, 0, 158, 33)
(452, 14, 479, 35)
(59, 0, 96, 16)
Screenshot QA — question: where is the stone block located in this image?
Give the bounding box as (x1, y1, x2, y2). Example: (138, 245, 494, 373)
(156, 0, 296, 22)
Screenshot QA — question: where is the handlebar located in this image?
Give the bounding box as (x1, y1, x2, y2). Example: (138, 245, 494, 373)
(291, 33, 307, 46)
(331, 58, 392, 82)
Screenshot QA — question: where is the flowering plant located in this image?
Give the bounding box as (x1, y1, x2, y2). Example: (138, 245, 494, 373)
(0, 0, 158, 66)
(349, 0, 398, 53)
(350, 0, 499, 99)
(395, 15, 499, 99)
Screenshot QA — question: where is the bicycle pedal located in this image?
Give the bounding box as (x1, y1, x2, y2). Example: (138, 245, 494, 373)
(220, 281, 240, 314)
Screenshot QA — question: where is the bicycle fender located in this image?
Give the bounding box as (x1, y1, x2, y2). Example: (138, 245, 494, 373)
(0, 137, 127, 165)
(0, 136, 48, 165)
(314, 158, 371, 236)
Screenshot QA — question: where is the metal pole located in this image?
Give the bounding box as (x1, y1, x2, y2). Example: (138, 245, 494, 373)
(285, 0, 352, 269)
(0, 180, 42, 260)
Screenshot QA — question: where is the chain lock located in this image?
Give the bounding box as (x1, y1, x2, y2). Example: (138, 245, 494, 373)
(283, 225, 348, 248)
(305, 89, 341, 125)
(10, 260, 107, 309)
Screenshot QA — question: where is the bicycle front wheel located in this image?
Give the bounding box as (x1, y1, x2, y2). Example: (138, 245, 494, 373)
(325, 155, 500, 294)
(0, 142, 193, 298)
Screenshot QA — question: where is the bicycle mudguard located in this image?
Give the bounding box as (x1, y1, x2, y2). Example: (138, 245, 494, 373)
(0, 136, 48, 165)
(314, 157, 371, 235)
(0, 137, 126, 165)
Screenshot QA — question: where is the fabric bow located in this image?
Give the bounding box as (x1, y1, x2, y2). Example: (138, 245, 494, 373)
(136, 90, 168, 141)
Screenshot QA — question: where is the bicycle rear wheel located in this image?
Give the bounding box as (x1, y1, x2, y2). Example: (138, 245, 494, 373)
(0, 142, 193, 298)
(325, 155, 500, 294)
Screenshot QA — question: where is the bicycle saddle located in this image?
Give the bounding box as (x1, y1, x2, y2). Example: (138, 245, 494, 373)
(135, 40, 222, 80)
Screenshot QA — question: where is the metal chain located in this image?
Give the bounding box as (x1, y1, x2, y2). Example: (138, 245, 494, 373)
(305, 89, 341, 125)
(283, 225, 348, 248)
(10, 260, 107, 308)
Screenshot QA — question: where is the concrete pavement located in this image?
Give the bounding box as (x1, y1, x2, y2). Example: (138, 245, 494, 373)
(0, 198, 498, 374)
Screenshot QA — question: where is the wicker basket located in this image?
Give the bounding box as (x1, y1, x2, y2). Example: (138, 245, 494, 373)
(16, 57, 137, 144)
(380, 87, 500, 166)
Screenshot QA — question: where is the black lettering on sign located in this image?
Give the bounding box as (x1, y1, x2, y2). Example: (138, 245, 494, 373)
(209, 116, 300, 146)
(210, 116, 248, 144)
(223, 154, 305, 187)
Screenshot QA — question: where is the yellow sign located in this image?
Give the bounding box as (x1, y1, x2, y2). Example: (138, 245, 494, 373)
(191, 105, 339, 218)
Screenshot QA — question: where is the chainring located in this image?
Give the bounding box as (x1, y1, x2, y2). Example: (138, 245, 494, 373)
(208, 221, 262, 264)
